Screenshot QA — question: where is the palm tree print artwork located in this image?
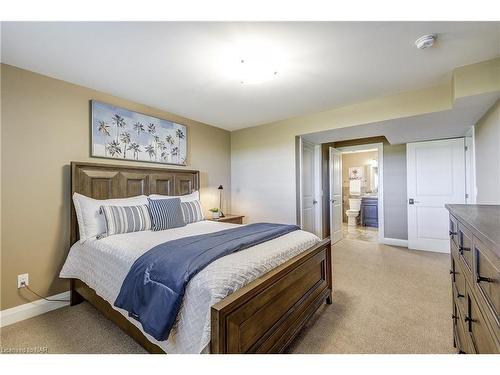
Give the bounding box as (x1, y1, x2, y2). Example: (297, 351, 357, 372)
(97, 121, 111, 137)
(106, 140, 122, 157)
(145, 144, 156, 160)
(92, 100, 187, 165)
(133, 122, 145, 135)
(128, 142, 141, 160)
(111, 114, 126, 142)
(120, 131, 131, 158)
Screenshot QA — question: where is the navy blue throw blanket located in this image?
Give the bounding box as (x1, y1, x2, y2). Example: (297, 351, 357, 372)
(114, 223, 299, 341)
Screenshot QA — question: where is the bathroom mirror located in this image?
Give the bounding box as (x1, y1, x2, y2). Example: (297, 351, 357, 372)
(364, 164, 379, 193)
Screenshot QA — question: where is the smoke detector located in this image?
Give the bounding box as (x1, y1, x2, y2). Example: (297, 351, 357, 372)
(415, 34, 437, 49)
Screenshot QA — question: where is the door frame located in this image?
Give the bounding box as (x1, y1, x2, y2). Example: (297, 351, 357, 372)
(465, 127, 476, 204)
(335, 142, 385, 242)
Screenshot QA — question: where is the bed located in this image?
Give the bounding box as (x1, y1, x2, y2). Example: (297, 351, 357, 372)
(62, 162, 332, 354)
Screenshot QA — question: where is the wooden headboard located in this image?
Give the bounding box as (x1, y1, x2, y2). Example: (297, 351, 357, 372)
(70, 161, 200, 245)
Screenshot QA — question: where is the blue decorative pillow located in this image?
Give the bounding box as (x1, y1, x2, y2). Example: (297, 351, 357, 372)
(148, 197, 186, 231)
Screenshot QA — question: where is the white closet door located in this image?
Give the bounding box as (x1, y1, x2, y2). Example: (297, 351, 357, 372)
(329, 147, 343, 244)
(407, 138, 465, 253)
(301, 141, 315, 233)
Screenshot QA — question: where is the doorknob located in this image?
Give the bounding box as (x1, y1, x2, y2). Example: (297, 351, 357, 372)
(313, 200, 318, 205)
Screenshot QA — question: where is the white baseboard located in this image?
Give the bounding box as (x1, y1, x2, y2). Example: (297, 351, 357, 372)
(383, 237, 408, 248)
(0, 291, 70, 327)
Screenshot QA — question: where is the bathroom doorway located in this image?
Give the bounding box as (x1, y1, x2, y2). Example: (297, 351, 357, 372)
(296, 137, 384, 243)
(334, 143, 384, 243)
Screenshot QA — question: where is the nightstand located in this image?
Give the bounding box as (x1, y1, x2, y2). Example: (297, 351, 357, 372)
(209, 214, 244, 224)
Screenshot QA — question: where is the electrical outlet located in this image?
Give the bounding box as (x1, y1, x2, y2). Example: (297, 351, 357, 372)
(18, 273, 29, 288)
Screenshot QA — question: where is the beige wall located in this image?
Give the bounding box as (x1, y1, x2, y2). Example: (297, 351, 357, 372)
(231, 58, 500, 225)
(475, 100, 500, 204)
(1, 64, 231, 310)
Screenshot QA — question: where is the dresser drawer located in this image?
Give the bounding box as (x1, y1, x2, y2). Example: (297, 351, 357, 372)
(449, 215, 459, 248)
(210, 215, 244, 225)
(219, 217, 243, 224)
(451, 249, 467, 312)
(453, 301, 471, 353)
(458, 222, 473, 276)
(473, 236, 499, 333)
(466, 288, 499, 354)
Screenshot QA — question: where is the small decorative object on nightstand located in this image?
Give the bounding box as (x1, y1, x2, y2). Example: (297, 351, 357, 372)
(209, 208, 221, 219)
(209, 214, 244, 225)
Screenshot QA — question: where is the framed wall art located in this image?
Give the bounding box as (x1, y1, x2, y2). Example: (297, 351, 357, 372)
(91, 100, 187, 165)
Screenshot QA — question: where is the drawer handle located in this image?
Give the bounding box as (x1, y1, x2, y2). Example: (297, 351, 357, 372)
(449, 269, 455, 275)
(457, 292, 464, 298)
(451, 314, 458, 320)
(464, 315, 475, 323)
(477, 275, 492, 283)
(459, 246, 470, 252)
(449, 231, 457, 236)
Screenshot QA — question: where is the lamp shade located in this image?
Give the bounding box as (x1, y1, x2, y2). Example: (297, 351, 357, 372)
(218, 185, 223, 190)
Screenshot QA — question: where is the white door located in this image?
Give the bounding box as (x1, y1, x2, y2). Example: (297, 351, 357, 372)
(329, 147, 343, 244)
(301, 141, 315, 233)
(407, 138, 466, 253)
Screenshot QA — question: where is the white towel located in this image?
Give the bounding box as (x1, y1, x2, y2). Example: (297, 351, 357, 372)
(349, 179, 361, 195)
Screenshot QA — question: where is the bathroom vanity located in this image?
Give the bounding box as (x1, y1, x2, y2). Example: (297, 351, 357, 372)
(361, 196, 378, 227)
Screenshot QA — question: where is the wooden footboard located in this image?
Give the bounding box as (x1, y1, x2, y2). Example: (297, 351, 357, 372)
(211, 238, 332, 353)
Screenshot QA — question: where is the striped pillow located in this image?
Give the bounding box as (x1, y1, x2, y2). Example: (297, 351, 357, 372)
(100, 204, 151, 237)
(181, 200, 204, 224)
(148, 197, 187, 231)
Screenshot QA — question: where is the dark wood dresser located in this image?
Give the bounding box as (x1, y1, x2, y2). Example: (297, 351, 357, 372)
(446, 204, 500, 354)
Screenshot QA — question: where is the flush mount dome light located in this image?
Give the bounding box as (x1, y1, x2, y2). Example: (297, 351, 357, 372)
(235, 58, 278, 84)
(415, 34, 437, 49)
(215, 38, 284, 85)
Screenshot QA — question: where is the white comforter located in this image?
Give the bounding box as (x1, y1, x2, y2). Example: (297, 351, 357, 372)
(60, 220, 319, 353)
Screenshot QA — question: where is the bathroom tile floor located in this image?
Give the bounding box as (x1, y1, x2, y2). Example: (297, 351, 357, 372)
(342, 223, 378, 242)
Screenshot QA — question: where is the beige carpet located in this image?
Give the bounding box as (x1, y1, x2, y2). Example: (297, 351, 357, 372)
(1, 238, 454, 354)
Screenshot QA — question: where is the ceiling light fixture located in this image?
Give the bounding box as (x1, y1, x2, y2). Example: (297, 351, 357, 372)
(415, 34, 437, 49)
(237, 58, 278, 85)
(214, 37, 285, 85)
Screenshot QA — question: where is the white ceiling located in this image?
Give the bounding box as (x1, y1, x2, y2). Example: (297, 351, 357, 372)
(302, 91, 500, 145)
(1, 22, 499, 130)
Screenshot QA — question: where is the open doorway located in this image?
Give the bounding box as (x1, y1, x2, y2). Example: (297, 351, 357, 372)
(297, 138, 385, 243)
(338, 146, 380, 242)
(327, 142, 385, 244)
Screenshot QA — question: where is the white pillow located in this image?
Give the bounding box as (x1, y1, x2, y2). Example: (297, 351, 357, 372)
(73, 193, 148, 243)
(149, 190, 200, 202)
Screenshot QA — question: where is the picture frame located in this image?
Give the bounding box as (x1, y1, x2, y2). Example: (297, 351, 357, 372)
(91, 100, 187, 166)
(349, 166, 363, 180)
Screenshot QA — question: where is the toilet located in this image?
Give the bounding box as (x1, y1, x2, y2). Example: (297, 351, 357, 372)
(346, 198, 362, 227)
